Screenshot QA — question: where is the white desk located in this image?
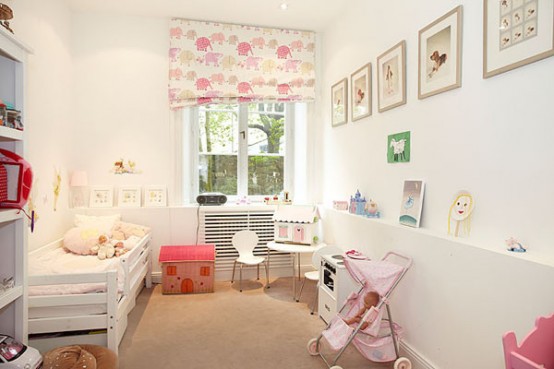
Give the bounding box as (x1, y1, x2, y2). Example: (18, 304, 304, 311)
(267, 241, 325, 300)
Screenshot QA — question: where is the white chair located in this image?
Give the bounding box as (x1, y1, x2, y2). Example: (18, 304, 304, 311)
(296, 245, 340, 314)
(231, 230, 269, 292)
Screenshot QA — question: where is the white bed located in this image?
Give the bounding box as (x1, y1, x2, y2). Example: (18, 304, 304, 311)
(27, 233, 152, 355)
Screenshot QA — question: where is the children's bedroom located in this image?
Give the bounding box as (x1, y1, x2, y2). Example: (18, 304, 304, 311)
(0, 0, 553, 368)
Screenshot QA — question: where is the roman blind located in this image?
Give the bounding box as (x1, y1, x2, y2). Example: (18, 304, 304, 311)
(169, 18, 316, 109)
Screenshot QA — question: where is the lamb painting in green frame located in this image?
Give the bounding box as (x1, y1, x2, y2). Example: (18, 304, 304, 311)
(387, 131, 411, 163)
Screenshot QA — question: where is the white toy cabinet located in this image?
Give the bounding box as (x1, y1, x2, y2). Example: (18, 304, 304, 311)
(318, 254, 360, 324)
(0, 26, 31, 343)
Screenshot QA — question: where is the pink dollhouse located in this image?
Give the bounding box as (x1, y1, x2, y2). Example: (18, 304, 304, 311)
(159, 244, 215, 294)
(273, 205, 320, 245)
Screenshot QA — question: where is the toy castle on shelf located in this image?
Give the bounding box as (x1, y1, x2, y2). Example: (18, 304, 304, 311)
(349, 190, 380, 218)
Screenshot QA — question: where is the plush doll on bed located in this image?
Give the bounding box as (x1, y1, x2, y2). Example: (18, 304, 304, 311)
(90, 235, 128, 260)
(343, 290, 380, 330)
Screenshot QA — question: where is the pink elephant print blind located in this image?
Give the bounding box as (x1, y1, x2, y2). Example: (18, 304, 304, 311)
(169, 18, 316, 109)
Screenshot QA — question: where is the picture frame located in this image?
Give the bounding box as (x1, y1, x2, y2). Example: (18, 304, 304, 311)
(377, 40, 407, 113)
(144, 185, 167, 207)
(331, 78, 348, 126)
(350, 63, 372, 121)
(399, 180, 425, 228)
(387, 131, 411, 163)
(117, 186, 141, 207)
(484, 0, 554, 78)
(89, 186, 114, 208)
(418, 6, 463, 99)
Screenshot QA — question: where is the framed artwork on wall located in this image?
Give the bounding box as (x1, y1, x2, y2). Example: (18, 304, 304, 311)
(331, 78, 348, 127)
(351, 63, 372, 121)
(387, 131, 411, 163)
(89, 186, 114, 208)
(117, 186, 141, 207)
(418, 6, 463, 99)
(399, 180, 425, 228)
(377, 40, 407, 113)
(144, 186, 167, 207)
(483, 0, 554, 78)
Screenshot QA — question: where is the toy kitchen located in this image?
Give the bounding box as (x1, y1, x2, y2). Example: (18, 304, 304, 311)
(318, 253, 361, 323)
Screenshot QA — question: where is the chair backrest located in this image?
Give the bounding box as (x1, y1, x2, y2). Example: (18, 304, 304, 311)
(311, 245, 342, 269)
(232, 230, 259, 257)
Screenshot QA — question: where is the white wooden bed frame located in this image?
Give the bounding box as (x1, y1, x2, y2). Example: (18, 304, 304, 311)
(27, 234, 152, 355)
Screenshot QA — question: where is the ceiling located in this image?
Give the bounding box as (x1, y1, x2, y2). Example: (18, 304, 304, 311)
(64, 0, 346, 31)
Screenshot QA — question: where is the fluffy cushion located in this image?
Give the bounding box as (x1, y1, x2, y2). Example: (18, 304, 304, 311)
(43, 345, 118, 369)
(112, 221, 151, 240)
(63, 227, 104, 255)
(74, 214, 121, 236)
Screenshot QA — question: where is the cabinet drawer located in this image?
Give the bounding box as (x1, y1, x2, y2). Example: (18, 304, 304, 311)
(318, 285, 337, 324)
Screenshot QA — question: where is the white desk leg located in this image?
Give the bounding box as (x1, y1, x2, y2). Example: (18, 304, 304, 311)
(266, 247, 271, 288)
(297, 253, 301, 280)
(291, 252, 296, 300)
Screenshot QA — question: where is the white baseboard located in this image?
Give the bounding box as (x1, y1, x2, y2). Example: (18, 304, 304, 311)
(400, 341, 436, 369)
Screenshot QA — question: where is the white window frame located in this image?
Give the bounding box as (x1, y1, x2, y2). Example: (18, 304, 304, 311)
(183, 103, 296, 203)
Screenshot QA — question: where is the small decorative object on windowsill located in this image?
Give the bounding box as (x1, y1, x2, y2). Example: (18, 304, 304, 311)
(506, 237, 526, 253)
(264, 191, 292, 205)
(0, 3, 14, 34)
(235, 195, 251, 205)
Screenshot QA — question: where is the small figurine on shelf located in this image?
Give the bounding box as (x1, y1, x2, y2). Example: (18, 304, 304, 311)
(364, 199, 380, 218)
(350, 190, 367, 215)
(0, 3, 14, 34)
(506, 237, 526, 253)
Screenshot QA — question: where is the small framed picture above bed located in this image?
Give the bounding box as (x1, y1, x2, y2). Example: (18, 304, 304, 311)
(144, 185, 167, 207)
(89, 186, 114, 208)
(117, 186, 142, 207)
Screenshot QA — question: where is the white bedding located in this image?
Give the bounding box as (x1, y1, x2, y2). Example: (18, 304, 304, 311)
(28, 236, 143, 296)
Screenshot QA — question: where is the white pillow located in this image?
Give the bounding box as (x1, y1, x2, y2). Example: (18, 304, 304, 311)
(74, 214, 121, 235)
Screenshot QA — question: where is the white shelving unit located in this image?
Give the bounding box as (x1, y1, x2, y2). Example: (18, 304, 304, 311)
(0, 26, 31, 343)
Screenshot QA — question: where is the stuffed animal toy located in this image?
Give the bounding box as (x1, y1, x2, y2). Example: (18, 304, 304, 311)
(111, 221, 150, 240)
(90, 235, 115, 260)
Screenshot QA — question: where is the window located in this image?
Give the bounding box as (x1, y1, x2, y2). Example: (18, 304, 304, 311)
(199, 266, 211, 276)
(166, 265, 177, 276)
(188, 102, 296, 200)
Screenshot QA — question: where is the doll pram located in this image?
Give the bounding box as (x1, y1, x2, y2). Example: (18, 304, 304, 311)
(307, 251, 413, 369)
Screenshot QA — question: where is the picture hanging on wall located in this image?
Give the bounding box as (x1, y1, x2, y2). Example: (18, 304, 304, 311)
(399, 180, 425, 228)
(447, 190, 475, 237)
(117, 186, 141, 207)
(483, 0, 554, 78)
(331, 78, 348, 126)
(387, 131, 411, 163)
(89, 186, 114, 208)
(351, 63, 372, 121)
(418, 6, 463, 99)
(144, 185, 167, 207)
(377, 40, 407, 113)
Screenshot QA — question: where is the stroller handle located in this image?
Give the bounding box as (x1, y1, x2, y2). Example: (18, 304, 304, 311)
(382, 251, 413, 270)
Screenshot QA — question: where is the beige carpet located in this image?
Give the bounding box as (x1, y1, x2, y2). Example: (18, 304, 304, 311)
(119, 278, 394, 369)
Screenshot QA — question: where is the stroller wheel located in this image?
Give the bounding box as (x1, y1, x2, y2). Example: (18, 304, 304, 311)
(307, 338, 319, 355)
(394, 357, 412, 369)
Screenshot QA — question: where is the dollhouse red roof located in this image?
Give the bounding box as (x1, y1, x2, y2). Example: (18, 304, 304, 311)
(159, 245, 215, 262)
(273, 205, 320, 224)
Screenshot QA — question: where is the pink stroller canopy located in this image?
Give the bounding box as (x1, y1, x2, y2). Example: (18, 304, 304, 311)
(344, 258, 404, 296)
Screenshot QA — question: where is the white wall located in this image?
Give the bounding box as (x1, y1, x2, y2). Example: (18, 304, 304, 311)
(8, 0, 75, 249)
(317, 0, 554, 368)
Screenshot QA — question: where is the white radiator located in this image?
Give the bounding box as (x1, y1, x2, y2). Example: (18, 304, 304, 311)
(198, 207, 292, 273)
